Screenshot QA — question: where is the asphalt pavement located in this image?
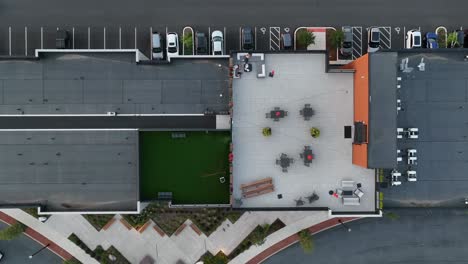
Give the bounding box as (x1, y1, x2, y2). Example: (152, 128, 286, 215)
(0, 222, 61, 264)
(265, 209, 468, 264)
(0, 0, 466, 57)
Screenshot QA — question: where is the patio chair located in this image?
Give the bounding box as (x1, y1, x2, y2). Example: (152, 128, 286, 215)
(305, 103, 311, 108)
(282, 167, 288, 173)
(300, 109, 304, 116)
(276, 159, 280, 165)
(289, 158, 294, 164)
(266, 113, 271, 118)
(300, 153, 304, 158)
(295, 198, 305, 206)
(274, 107, 280, 110)
(304, 162, 310, 167)
(274, 118, 279, 122)
(305, 193, 319, 203)
(284, 111, 288, 116)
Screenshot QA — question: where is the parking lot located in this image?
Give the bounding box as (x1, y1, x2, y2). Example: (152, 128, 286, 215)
(0, 24, 463, 60)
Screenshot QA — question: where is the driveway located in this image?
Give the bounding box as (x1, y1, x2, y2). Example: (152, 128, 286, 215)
(0, 222, 61, 264)
(265, 209, 468, 264)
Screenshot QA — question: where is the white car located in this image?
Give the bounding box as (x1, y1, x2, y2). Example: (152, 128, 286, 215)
(406, 30, 422, 49)
(166, 32, 179, 57)
(367, 27, 380, 53)
(211, 30, 224, 55)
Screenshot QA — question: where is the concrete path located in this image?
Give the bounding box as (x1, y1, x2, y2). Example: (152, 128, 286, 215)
(43, 211, 329, 263)
(0, 209, 99, 264)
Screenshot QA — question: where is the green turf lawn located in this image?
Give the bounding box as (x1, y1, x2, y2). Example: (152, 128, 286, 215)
(140, 131, 231, 204)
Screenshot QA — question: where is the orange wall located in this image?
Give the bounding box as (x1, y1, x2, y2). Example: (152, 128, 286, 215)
(343, 54, 369, 168)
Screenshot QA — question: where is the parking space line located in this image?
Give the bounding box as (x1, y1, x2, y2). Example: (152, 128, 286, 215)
(103, 27, 106, 49)
(403, 26, 406, 48)
(8, 27, 11, 56)
(239, 27, 242, 50)
(134, 27, 137, 49)
(41, 27, 43, 49)
(150, 27, 153, 60)
(72, 27, 75, 49)
(25, 27, 27, 56)
(269, 27, 281, 51)
(88, 27, 90, 49)
(254, 27, 257, 50)
(208, 27, 211, 55)
(352, 26, 362, 60)
(119, 27, 122, 49)
(223, 27, 226, 54)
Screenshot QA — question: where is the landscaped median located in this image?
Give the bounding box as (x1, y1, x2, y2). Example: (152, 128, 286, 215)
(228, 213, 358, 264)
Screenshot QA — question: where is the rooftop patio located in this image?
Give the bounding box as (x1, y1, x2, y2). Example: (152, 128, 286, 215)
(232, 53, 376, 212)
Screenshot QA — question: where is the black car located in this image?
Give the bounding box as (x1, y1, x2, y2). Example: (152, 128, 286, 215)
(242, 27, 254, 50)
(56, 29, 71, 49)
(195, 32, 208, 55)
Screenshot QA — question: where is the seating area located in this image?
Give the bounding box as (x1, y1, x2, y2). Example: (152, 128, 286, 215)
(334, 180, 364, 206)
(240, 177, 275, 198)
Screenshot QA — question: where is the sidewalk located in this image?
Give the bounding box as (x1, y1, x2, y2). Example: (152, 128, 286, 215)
(229, 217, 359, 264)
(0, 209, 99, 264)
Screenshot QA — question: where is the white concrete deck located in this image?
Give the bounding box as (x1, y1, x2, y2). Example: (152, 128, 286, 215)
(232, 53, 375, 212)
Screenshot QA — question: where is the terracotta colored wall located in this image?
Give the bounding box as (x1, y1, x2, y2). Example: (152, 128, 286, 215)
(342, 54, 369, 168)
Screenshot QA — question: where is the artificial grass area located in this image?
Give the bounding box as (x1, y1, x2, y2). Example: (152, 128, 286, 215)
(140, 131, 231, 204)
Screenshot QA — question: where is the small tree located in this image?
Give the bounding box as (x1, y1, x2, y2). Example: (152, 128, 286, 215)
(296, 29, 316, 49)
(436, 29, 447, 48)
(310, 127, 320, 138)
(262, 127, 272, 137)
(251, 224, 270, 246)
(329, 29, 345, 49)
(183, 32, 193, 55)
(298, 229, 314, 253)
(0, 222, 26, 240)
(447, 32, 458, 48)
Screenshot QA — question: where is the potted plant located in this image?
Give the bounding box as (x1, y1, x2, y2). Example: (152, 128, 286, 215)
(296, 29, 315, 50)
(447, 31, 459, 48)
(262, 127, 272, 137)
(310, 127, 320, 138)
(328, 29, 344, 50)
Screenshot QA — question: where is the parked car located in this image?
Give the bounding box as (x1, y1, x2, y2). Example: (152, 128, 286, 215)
(242, 27, 254, 50)
(425, 32, 438, 49)
(340, 26, 353, 57)
(151, 32, 164, 59)
(56, 29, 71, 49)
(406, 30, 422, 49)
(195, 32, 208, 55)
(282, 33, 292, 50)
(367, 27, 380, 52)
(166, 32, 179, 57)
(211, 30, 224, 55)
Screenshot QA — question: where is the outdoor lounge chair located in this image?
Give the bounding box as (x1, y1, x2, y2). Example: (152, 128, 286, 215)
(305, 193, 319, 203)
(295, 198, 305, 206)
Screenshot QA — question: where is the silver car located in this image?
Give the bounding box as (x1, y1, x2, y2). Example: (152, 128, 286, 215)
(341, 26, 353, 57)
(368, 27, 380, 53)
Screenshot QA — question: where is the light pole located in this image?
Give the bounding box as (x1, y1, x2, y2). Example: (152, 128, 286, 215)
(338, 219, 352, 232)
(29, 243, 50, 259)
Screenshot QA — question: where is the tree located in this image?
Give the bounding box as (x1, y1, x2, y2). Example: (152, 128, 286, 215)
(251, 224, 270, 246)
(310, 127, 320, 138)
(0, 222, 26, 240)
(329, 29, 345, 49)
(183, 32, 193, 55)
(262, 127, 272, 137)
(298, 229, 314, 253)
(202, 252, 229, 264)
(296, 29, 315, 49)
(447, 32, 458, 48)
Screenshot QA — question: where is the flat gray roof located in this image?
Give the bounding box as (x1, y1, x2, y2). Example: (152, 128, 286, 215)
(0, 52, 229, 115)
(232, 53, 376, 212)
(0, 130, 138, 212)
(382, 51, 468, 207)
(368, 52, 398, 169)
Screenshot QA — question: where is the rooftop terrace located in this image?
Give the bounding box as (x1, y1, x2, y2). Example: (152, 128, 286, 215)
(232, 53, 376, 212)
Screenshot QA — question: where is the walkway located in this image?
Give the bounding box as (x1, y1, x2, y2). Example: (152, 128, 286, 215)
(265, 209, 468, 264)
(44, 211, 329, 263)
(0, 209, 98, 264)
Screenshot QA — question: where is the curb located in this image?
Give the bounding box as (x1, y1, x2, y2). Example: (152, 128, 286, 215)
(245, 217, 358, 264)
(0, 211, 73, 260)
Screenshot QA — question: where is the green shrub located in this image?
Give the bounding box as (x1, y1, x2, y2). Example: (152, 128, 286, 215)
(63, 258, 82, 264)
(447, 32, 459, 48)
(262, 127, 272, 137)
(296, 29, 315, 49)
(298, 229, 314, 253)
(328, 29, 344, 49)
(0, 222, 26, 240)
(201, 251, 229, 264)
(183, 32, 193, 55)
(310, 127, 320, 138)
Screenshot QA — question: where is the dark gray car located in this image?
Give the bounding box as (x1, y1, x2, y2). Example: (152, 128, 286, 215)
(341, 26, 353, 57)
(242, 27, 254, 50)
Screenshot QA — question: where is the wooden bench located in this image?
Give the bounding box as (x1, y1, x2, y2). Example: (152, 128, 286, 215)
(242, 183, 274, 197)
(240, 177, 272, 192)
(243, 184, 275, 198)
